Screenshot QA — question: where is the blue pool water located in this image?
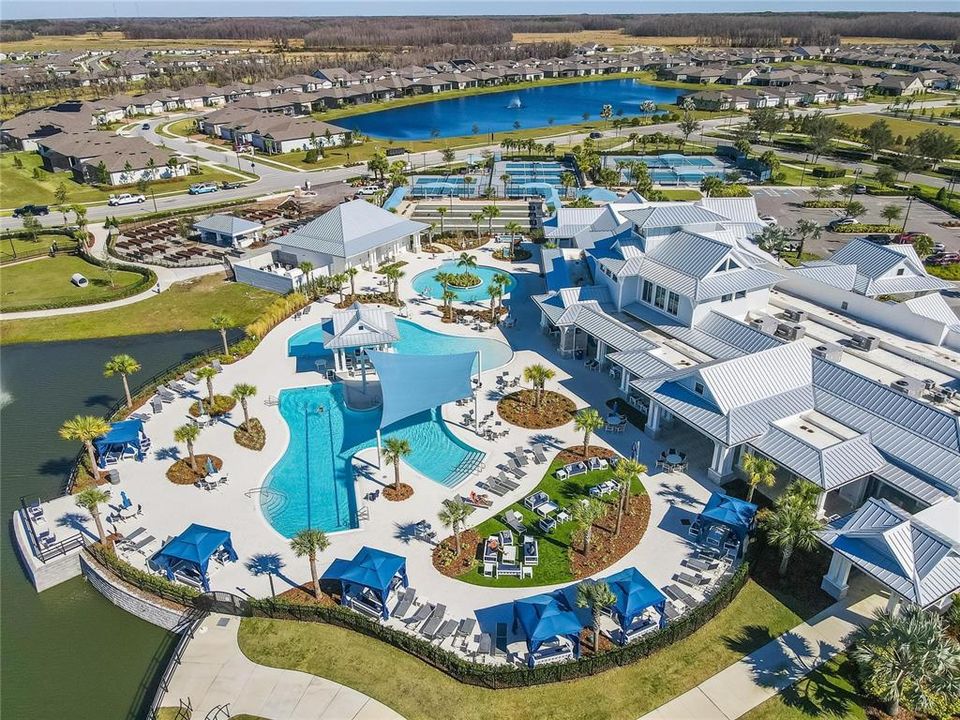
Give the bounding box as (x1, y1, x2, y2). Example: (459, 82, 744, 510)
(263, 384, 485, 537)
(288, 317, 513, 373)
(411, 261, 517, 304)
(342, 79, 682, 139)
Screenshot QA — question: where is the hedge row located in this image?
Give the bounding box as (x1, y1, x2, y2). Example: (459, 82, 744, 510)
(244, 292, 311, 340)
(833, 223, 897, 233)
(802, 200, 848, 208)
(118, 198, 252, 227)
(86, 543, 200, 606)
(810, 167, 847, 179)
(245, 558, 751, 689)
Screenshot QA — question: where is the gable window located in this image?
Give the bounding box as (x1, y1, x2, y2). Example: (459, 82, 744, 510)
(694, 381, 704, 395)
(721, 293, 733, 303)
(895, 268, 904, 276)
(667, 291, 680, 315)
(654, 286, 666, 310)
(735, 290, 747, 299)
(642, 280, 653, 303)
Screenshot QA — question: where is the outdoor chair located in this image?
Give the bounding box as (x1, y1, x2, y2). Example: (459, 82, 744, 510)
(513, 448, 529, 466)
(26, 499, 44, 522)
(531, 445, 548, 464)
(481, 477, 507, 496)
(523, 492, 548, 510)
(554, 467, 569, 481)
(131, 535, 156, 555)
(406, 603, 433, 625)
(394, 588, 416, 619)
(170, 381, 191, 395)
(538, 516, 557, 534)
(503, 511, 526, 534)
(421, 605, 447, 637)
(435, 619, 458, 643)
(150, 397, 164, 414)
(184, 371, 201, 385)
(674, 572, 705, 588)
(211, 359, 223, 373)
(483, 562, 495, 577)
(457, 618, 476, 641)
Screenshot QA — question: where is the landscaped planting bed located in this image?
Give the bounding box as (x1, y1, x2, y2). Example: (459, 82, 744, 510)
(189, 395, 236, 417)
(497, 389, 576, 429)
(234, 418, 266, 451)
(166, 454, 222, 484)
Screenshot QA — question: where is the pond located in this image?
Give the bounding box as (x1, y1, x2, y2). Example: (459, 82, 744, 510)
(0, 330, 237, 720)
(342, 78, 683, 140)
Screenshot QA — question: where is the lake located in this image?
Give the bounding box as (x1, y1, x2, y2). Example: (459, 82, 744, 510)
(342, 78, 683, 140)
(0, 330, 236, 720)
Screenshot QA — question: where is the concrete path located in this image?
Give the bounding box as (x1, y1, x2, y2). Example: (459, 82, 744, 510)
(639, 590, 884, 720)
(166, 613, 404, 720)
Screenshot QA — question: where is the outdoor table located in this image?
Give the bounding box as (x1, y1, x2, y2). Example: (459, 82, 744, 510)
(193, 414, 211, 427)
(664, 453, 682, 466)
(501, 545, 517, 564)
(606, 414, 624, 425)
(462, 315, 474, 325)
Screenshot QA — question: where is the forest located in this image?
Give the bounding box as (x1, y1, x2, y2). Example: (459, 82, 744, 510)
(5, 12, 960, 48)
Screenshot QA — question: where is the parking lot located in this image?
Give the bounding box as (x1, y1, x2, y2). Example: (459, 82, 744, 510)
(751, 187, 960, 258)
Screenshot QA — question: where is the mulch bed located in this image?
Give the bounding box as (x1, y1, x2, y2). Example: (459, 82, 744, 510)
(334, 292, 399, 309)
(432, 529, 482, 578)
(497, 389, 576, 429)
(234, 418, 266, 451)
(383, 482, 414, 502)
(166, 454, 222, 484)
(556, 445, 617, 464)
(189, 394, 236, 417)
(569, 492, 651, 581)
(579, 627, 616, 656)
(276, 583, 337, 606)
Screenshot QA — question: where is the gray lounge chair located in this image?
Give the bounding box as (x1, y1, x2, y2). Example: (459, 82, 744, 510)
(150, 397, 164, 414)
(513, 447, 529, 466)
(497, 472, 520, 490)
(184, 371, 201, 385)
(394, 588, 416, 618)
(503, 510, 525, 534)
(157, 386, 176, 403)
(406, 603, 433, 625)
(478, 632, 493, 657)
(211, 358, 223, 373)
(481, 477, 507, 496)
(435, 619, 458, 642)
(131, 535, 156, 554)
(457, 618, 477, 639)
(531, 445, 548, 464)
(421, 604, 446, 637)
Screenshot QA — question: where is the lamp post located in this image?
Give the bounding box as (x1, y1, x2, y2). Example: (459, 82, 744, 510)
(799, 154, 811, 188)
(900, 193, 915, 234)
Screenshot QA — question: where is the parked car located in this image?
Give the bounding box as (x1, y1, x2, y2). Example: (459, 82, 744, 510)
(852, 184, 867, 194)
(759, 215, 778, 226)
(220, 181, 243, 190)
(931, 242, 946, 254)
(108, 193, 146, 206)
(926, 252, 959, 266)
(894, 231, 922, 244)
(588, 131, 602, 139)
(13, 204, 49, 217)
(864, 233, 891, 245)
(356, 186, 380, 196)
(141, 123, 151, 130)
(826, 217, 856, 230)
(188, 183, 219, 195)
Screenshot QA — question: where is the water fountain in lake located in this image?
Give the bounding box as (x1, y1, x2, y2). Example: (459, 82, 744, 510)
(506, 95, 522, 109)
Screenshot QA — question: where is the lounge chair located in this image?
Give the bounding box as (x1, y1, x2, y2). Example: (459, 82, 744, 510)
(523, 491, 548, 510)
(406, 603, 433, 625)
(523, 535, 539, 566)
(531, 445, 548, 464)
(393, 588, 416, 618)
(184, 371, 201, 385)
(497, 563, 522, 577)
(502, 462, 525, 479)
(435, 619, 458, 642)
(130, 535, 156, 554)
(421, 604, 447, 637)
(503, 510, 526, 534)
(211, 358, 223, 373)
(513, 448, 529, 466)
(169, 380, 191, 395)
(674, 571, 705, 588)
(481, 477, 507, 496)
(150, 397, 164, 414)
(497, 472, 520, 490)
(157, 386, 176, 403)
(468, 491, 492, 508)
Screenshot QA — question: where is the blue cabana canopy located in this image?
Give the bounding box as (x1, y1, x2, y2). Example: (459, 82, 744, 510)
(150, 523, 237, 591)
(367, 350, 476, 430)
(699, 493, 758, 540)
(321, 546, 408, 619)
(605, 567, 667, 630)
(512, 589, 588, 664)
(94, 418, 146, 466)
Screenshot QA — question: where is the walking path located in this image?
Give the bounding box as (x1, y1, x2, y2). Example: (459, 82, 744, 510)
(166, 612, 404, 720)
(639, 588, 884, 720)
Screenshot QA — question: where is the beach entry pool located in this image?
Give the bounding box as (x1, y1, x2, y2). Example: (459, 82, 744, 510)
(263, 384, 485, 538)
(411, 261, 517, 304)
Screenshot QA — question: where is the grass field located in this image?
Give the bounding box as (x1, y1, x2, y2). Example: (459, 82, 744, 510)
(0, 255, 144, 312)
(238, 579, 804, 720)
(741, 654, 867, 720)
(659, 188, 703, 200)
(0, 233, 79, 263)
(0, 274, 277, 344)
(838, 113, 960, 142)
(0, 152, 249, 209)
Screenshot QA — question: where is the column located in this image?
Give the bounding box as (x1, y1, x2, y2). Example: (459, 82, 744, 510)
(619, 369, 632, 395)
(820, 551, 852, 599)
(644, 400, 662, 439)
(816, 490, 828, 518)
(595, 340, 605, 363)
(707, 441, 735, 483)
(540, 311, 549, 330)
(885, 592, 901, 616)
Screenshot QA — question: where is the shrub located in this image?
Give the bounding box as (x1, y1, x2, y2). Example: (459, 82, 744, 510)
(86, 543, 200, 605)
(811, 166, 846, 179)
(244, 292, 311, 339)
(802, 200, 847, 208)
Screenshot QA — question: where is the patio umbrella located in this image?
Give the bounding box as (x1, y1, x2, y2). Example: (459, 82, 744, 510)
(205, 457, 217, 476)
(197, 398, 206, 415)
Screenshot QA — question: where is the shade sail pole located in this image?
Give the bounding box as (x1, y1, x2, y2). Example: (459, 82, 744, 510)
(474, 350, 481, 434)
(376, 429, 382, 468)
(360, 346, 367, 393)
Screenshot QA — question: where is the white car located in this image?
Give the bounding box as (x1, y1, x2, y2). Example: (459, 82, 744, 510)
(759, 215, 778, 226)
(108, 193, 146, 206)
(356, 186, 381, 196)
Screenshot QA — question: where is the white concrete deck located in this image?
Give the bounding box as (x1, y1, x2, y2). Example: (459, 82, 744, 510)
(31, 241, 725, 644)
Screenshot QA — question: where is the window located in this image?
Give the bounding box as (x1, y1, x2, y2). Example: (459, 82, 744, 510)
(895, 268, 904, 276)
(667, 291, 680, 315)
(654, 286, 666, 310)
(642, 280, 653, 303)
(735, 290, 747, 299)
(721, 293, 733, 303)
(841, 301, 849, 310)
(694, 381, 704, 395)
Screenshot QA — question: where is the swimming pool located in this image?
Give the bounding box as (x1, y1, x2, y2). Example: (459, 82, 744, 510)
(411, 260, 517, 304)
(263, 384, 486, 537)
(289, 317, 513, 373)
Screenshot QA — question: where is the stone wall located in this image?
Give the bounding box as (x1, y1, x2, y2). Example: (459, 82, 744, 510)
(80, 553, 193, 631)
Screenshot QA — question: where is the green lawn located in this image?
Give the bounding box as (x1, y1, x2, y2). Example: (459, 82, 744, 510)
(454, 456, 645, 588)
(838, 113, 960, 143)
(238, 580, 804, 720)
(741, 654, 867, 720)
(0, 233, 78, 263)
(659, 188, 703, 200)
(0, 255, 144, 312)
(0, 274, 277, 344)
(0, 152, 251, 209)
(162, 118, 200, 138)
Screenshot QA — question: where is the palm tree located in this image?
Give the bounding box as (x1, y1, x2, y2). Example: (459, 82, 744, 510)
(482, 205, 500, 232)
(290, 528, 330, 599)
(881, 204, 902, 228)
(522, 363, 555, 409)
(849, 604, 960, 718)
(760, 480, 824, 576)
(231, 383, 257, 429)
(437, 497, 472, 555)
(612, 458, 646, 534)
(470, 212, 484, 240)
(344, 267, 358, 298)
(741, 453, 777, 503)
(793, 218, 821, 259)
(210, 313, 232, 355)
(383, 436, 411, 491)
(195, 366, 218, 403)
(574, 408, 605, 457)
(331, 273, 347, 304)
(441, 289, 456, 321)
(59, 415, 111, 478)
(75, 487, 111, 546)
(390, 268, 405, 304)
(492, 272, 510, 292)
(576, 580, 617, 651)
(560, 171, 577, 199)
(103, 354, 141, 408)
(486, 283, 501, 314)
(571, 498, 605, 556)
(173, 423, 201, 473)
(457, 252, 477, 272)
(436, 206, 448, 236)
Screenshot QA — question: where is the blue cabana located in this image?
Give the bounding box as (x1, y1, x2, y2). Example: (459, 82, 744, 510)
(699, 493, 758, 541)
(321, 546, 408, 619)
(605, 567, 667, 632)
(150, 524, 237, 591)
(512, 590, 587, 666)
(93, 418, 146, 466)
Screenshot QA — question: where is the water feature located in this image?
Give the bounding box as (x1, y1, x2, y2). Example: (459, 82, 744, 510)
(1, 330, 231, 720)
(342, 78, 682, 139)
(411, 261, 517, 304)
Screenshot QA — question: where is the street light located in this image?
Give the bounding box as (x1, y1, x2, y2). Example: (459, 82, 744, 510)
(799, 154, 811, 187)
(901, 193, 915, 234)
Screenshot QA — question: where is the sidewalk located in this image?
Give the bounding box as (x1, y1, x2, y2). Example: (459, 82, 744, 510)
(639, 590, 884, 720)
(166, 613, 404, 720)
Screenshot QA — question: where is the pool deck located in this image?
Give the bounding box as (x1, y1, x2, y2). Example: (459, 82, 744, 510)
(23, 240, 723, 630)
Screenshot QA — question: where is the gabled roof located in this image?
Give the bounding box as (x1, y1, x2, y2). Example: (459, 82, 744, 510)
(829, 238, 951, 296)
(621, 204, 728, 231)
(901, 293, 960, 332)
(821, 497, 960, 607)
(277, 200, 429, 259)
(553, 303, 656, 353)
(193, 214, 262, 237)
(325, 302, 399, 350)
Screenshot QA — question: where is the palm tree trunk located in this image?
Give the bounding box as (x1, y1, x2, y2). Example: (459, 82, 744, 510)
(187, 440, 198, 472)
(454, 527, 461, 555)
(309, 553, 320, 599)
(778, 546, 793, 577)
(615, 500, 623, 537)
(220, 328, 229, 355)
(350, 276, 356, 297)
(394, 464, 401, 491)
(85, 441, 99, 479)
(746, 482, 756, 503)
(583, 432, 590, 457)
(206, 378, 214, 403)
(584, 526, 592, 555)
(122, 374, 132, 408)
(241, 399, 250, 428)
(91, 507, 108, 546)
(593, 621, 600, 652)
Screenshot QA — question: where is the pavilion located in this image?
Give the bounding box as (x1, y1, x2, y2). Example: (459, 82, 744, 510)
(605, 567, 668, 641)
(150, 524, 238, 591)
(321, 546, 408, 619)
(512, 590, 589, 666)
(697, 492, 758, 555)
(323, 303, 400, 383)
(94, 418, 148, 467)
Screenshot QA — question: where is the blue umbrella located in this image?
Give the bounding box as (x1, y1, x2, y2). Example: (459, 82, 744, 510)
(120, 491, 132, 510)
(205, 457, 217, 476)
(197, 398, 206, 416)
